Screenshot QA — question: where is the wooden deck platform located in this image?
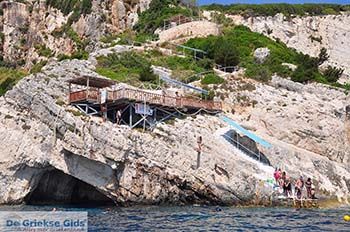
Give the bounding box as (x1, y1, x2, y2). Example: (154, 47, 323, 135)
(69, 88, 222, 111)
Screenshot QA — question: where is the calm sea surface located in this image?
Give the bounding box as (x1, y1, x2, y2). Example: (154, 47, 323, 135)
(0, 205, 349, 231)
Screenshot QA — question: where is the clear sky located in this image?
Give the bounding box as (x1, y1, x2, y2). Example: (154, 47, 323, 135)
(198, 0, 350, 5)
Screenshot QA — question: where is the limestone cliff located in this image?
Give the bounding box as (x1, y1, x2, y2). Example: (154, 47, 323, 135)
(0, 45, 349, 206)
(227, 13, 350, 81)
(0, 0, 151, 68)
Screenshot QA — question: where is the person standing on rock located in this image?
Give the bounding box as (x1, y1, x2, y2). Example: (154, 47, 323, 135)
(295, 176, 304, 199)
(305, 178, 312, 199)
(116, 110, 122, 125)
(274, 168, 281, 185)
(196, 136, 203, 169)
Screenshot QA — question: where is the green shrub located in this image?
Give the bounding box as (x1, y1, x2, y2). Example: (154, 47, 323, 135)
(213, 38, 240, 67)
(201, 73, 225, 85)
(246, 65, 272, 82)
(186, 25, 331, 85)
(30, 61, 47, 74)
(57, 54, 71, 61)
(0, 67, 26, 96)
(134, 0, 194, 35)
(139, 66, 157, 82)
(35, 44, 53, 57)
(71, 50, 89, 60)
(100, 34, 120, 44)
(291, 53, 318, 83)
(323, 66, 344, 83)
(317, 47, 330, 65)
(46, 0, 92, 24)
(202, 3, 349, 17)
(197, 58, 214, 70)
(96, 52, 156, 84)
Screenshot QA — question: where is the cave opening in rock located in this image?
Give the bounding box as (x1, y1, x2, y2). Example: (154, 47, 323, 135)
(25, 169, 115, 206)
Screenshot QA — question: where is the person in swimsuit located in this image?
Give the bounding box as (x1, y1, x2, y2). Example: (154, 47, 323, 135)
(305, 178, 312, 199)
(294, 176, 304, 199)
(284, 178, 292, 197)
(274, 168, 281, 185)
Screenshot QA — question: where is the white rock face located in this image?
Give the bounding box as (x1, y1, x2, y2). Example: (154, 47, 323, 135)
(157, 21, 220, 43)
(254, 47, 270, 64)
(0, 0, 151, 67)
(0, 56, 349, 205)
(228, 13, 350, 80)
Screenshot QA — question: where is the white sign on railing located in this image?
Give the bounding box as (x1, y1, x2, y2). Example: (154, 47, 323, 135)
(135, 103, 153, 116)
(100, 89, 107, 104)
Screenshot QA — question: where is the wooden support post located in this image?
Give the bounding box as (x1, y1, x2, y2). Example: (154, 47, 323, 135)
(86, 76, 90, 100)
(104, 102, 108, 122)
(196, 151, 201, 169)
(68, 83, 71, 104)
(153, 108, 157, 128)
(129, 104, 133, 128)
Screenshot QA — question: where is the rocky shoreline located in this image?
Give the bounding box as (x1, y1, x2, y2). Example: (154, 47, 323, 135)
(0, 56, 349, 207)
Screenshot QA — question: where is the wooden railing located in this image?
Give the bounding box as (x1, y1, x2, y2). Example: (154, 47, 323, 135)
(69, 90, 99, 103)
(111, 88, 221, 111)
(69, 88, 222, 111)
(69, 90, 87, 103)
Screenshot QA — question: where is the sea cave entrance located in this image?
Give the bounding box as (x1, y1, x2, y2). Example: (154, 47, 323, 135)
(25, 169, 114, 206)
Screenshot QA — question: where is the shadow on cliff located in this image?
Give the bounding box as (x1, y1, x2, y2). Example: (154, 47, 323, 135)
(222, 130, 271, 166)
(24, 168, 114, 206)
(22, 150, 119, 206)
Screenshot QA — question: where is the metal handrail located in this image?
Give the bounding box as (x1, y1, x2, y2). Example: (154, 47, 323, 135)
(215, 65, 239, 73)
(222, 133, 262, 162)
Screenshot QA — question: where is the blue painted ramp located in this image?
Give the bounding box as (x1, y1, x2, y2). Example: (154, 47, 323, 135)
(219, 115, 272, 149)
(160, 75, 209, 95)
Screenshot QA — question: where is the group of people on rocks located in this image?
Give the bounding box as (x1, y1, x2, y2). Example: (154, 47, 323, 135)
(273, 168, 317, 200)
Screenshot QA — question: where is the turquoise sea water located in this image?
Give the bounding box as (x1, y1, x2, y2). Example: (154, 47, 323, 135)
(0, 205, 349, 231)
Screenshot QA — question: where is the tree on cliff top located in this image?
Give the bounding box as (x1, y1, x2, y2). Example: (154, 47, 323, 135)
(213, 38, 240, 67)
(134, 0, 195, 34)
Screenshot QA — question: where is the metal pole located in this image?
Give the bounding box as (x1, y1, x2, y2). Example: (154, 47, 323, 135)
(143, 99, 146, 132)
(129, 104, 132, 128)
(197, 151, 201, 169)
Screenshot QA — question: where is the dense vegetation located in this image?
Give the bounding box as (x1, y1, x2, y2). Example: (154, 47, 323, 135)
(185, 25, 344, 86)
(134, 0, 197, 35)
(96, 50, 220, 87)
(46, 0, 92, 24)
(96, 52, 158, 86)
(0, 67, 26, 96)
(202, 3, 350, 17)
